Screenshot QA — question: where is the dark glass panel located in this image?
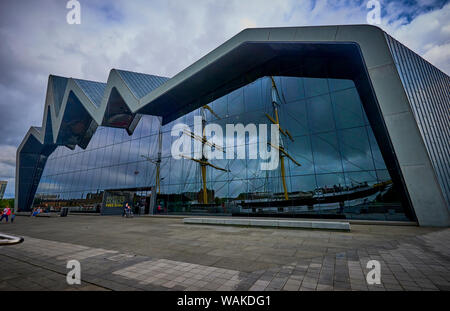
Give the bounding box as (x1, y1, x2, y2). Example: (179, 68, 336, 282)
(328, 78, 354, 92)
(307, 94, 335, 134)
(228, 87, 244, 116)
(128, 139, 140, 164)
(338, 127, 374, 172)
(304, 78, 328, 98)
(331, 88, 365, 130)
(119, 140, 131, 164)
(367, 128, 386, 170)
(244, 80, 262, 112)
(281, 76, 305, 103)
(311, 132, 342, 174)
(286, 135, 314, 176)
(282, 99, 309, 137)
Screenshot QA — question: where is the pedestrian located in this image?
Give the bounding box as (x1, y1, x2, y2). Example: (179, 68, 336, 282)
(11, 212, 15, 223)
(32, 208, 41, 217)
(126, 203, 133, 218)
(122, 202, 129, 217)
(0, 205, 11, 223)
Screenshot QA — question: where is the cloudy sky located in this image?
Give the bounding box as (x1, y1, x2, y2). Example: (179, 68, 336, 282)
(0, 0, 448, 198)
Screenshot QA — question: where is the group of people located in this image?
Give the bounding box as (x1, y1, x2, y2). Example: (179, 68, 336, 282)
(1, 204, 46, 223)
(0, 205, 15, 223)
(2, 201, 165, 223)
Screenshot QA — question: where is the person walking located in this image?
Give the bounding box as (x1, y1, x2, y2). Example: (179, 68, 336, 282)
(0, 205, 12, 223)
(122, 202, 129, 217)
(126, 203, 133, 218)
(31, 207, 41, 217)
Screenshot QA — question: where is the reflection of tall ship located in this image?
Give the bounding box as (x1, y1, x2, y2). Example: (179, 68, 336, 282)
(141, 76, 400, 217)
(235, 77, 398, 216)
(265, 76, 302, 203)
(312, 180, 391, 201)
(181, 104, 229, 207)
(239, 180, 393, 210)
(140, 107, 230, 214)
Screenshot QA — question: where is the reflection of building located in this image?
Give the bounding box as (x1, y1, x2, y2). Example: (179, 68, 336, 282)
(34, 193, 59, 201)
(0, 181, 7, 199)
(16, 26, 449, 226)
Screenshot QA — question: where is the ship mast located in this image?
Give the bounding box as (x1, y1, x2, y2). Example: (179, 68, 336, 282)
(141, 120, 163, 194)
(182, 105, 228, 204)
(266, 76, 301, 201)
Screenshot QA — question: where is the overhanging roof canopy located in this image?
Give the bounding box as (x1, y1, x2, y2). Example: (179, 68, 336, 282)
(138, 41, 365, 124)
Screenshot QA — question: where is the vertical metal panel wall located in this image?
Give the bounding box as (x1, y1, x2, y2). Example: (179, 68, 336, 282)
(385, 34, 450, 207)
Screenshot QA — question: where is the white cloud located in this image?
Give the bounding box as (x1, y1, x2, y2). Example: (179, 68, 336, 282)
(422, 42, 450, 72)
(0, 145, 16, 168)
(382, 2, 450, 73)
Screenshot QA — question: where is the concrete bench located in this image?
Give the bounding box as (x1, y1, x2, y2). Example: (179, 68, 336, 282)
(15, 212, 55, 217)
(183, 218, 350, 231)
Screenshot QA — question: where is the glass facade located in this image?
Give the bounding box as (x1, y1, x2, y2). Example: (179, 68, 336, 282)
(385, 34, 450, 206)
(0, 181, 7, 199)
(33, 76, 410, 221)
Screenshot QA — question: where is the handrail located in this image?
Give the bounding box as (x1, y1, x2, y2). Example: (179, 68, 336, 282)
(0, 233, 24, 246)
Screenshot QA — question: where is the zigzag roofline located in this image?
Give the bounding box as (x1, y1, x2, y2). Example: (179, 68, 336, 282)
(24, 69, 169, 150)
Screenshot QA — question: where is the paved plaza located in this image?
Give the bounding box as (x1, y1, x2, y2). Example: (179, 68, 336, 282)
(0, 215, 449, 291)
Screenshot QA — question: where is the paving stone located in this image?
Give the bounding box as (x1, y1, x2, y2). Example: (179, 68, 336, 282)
(1, 217, 449, 291)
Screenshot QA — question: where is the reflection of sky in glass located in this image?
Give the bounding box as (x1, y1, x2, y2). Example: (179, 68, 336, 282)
(36, 76, 395, 202)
